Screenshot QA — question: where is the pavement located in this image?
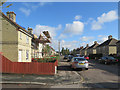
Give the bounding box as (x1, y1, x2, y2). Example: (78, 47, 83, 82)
(1, 57, 82, 86)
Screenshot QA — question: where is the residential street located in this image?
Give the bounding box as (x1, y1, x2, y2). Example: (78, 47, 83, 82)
(2, 56, 120, 88)
(51, 56, 119, 88)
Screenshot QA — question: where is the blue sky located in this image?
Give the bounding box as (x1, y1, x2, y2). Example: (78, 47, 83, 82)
(2, 2, 118, 50)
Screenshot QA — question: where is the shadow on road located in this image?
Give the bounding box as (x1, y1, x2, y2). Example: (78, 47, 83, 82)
(57, 65, 73, 71)
(82, 82, 120, 88)
(57, 65, 83, 71)
(88, 60, 119, 76)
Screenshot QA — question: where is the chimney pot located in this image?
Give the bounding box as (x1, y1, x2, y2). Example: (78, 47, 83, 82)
(6, 11, 16, 22)
(108, 35, 112, 40)
(28, 27, 33, 34)
(94, 41, 97, 44)
(86, 44, 89, 47)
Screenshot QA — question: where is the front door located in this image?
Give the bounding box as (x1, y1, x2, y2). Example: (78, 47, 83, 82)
(19, 50, 22, 62)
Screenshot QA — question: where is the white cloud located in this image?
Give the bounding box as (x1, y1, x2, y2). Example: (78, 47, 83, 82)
(39, 2, 48, 6)
(88, 41, 94, 46)
(97, 35, 108, 44)
(20, 2, 51, 16)
(91, 10, 118, 30)
(75, 15, 82, 20)
(80, 36, 94, 41)
(60, 40, 79, 50)
(50, 40, 79, 51)
(34, 24, 62, 38)
(63, 21, 84, 36)
(19, 8, 31, 16)
(58, 34, 67, 39)
(84, 18, 94, 25)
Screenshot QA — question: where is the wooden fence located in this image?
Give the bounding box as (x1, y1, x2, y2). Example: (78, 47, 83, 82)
(0, 54, 58, 75)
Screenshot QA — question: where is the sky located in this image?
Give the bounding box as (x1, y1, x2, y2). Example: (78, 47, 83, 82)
(2, 2, 118, 51)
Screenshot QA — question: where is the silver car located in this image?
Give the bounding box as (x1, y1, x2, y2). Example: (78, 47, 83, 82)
(70, 57, 88, 70)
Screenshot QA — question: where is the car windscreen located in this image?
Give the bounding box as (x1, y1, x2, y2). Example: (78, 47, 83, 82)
(107, 57, 115, 60)
(74, 58, 86, 61)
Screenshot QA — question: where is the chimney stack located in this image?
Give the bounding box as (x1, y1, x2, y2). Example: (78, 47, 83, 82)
(86, 44, 89, 47)
(108, 35, 112, 40)
(28, 27, 33, 34)
(6, 11, 16, 22)
(94, 41, 97, 44)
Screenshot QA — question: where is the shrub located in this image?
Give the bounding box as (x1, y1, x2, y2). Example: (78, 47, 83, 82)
(32, 58, 56, 63)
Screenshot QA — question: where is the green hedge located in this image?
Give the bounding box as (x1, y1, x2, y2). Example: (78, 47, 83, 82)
(33, 58, 56, 63)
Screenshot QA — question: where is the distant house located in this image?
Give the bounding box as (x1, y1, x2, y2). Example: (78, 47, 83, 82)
(87, 41, 99, 55)
(96, 35, 118, 56)
(38, 31, 51, 57)
(75, 48, 81, 54)
(31, 31, 51, 58)
(0, 11, 32, 62)
(117, 40, 120, 56)
(81, 44, 89, 56)
(79, 46, 83, 55)
(31, 33, 39, 58)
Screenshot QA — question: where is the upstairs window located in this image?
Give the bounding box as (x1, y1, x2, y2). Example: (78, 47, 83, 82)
(26, 36, 29, 44)
(20, 32, 22, 39)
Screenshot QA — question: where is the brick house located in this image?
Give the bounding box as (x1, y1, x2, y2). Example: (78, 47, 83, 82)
(96, 35, 118, 56)
(87, 41, 99, 55)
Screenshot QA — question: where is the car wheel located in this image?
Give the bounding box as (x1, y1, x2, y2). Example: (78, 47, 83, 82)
(85, 68, 88, 70)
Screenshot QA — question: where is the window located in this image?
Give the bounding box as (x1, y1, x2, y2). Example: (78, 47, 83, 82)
(26, 50, 29, 60)
(26, 36, 29, 44)
(20, 32, 22, 39)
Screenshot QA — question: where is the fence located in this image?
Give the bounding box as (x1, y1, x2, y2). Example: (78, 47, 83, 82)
(0, 54, 58, 75)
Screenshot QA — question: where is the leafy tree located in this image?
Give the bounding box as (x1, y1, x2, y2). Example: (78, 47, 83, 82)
(61, 47, 70, 55)
(42, 44, 51, 56)
(0, 0, 12, 9)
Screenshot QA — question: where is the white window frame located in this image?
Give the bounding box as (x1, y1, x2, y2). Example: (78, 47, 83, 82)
(26, 50, 29, 60)
(26, 36, 29, 44)
(20, 32, 22, 39)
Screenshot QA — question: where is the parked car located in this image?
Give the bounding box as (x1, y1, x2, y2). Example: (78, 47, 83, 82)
(98, 56, 118, 65)
(76, 54, 80, 57)
(84, 56, 89, 60)
(67, 55, 73, 62)
(64, 55, 68, 59)
(70, 57, 89, 70)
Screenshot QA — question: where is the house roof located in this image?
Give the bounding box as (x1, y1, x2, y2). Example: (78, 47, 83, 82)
(97, 38, 118, 47)
(117, 40, 120, 43)
(82, 46, 89, 50)
(50, 46, 55, 51)
(1, 11, 32, 37)
(43, 31, 51, 38)
(88, 43, 99, 49)
(39, 34, 51, 43)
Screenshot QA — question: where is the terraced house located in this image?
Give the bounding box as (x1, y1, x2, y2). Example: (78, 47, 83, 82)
(87, 41, 99, 55)
(81, 44, 89, 56)
(96, 35, 118, 56)
(116, 40, 120, 56)
(0, 11, 32, 62)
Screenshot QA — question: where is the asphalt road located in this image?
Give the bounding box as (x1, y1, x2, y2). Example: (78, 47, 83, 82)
(51, 57, 120, 88)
